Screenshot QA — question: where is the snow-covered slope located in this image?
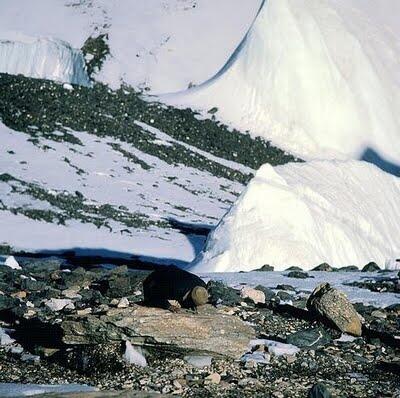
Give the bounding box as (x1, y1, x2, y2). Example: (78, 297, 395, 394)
(192, 160, 400, 272)
(166, 0, 400, 163)
(0, 34, 90, 86)
(0, 0, 260, 92)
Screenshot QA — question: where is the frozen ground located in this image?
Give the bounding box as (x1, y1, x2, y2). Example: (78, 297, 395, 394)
(201, 271, 400, 308)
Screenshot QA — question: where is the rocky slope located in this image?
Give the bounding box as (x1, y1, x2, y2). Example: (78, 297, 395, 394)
(0, 257, 398, 397)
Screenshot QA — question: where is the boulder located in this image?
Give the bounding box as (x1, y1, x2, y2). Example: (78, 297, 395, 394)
(61, 304, 254, 359)
(307, 283, 362, 336)
(361, 262, 380, 272)
(240, 287, 265, 304)
(287, 271, 310, 279)
(312, 263, 334, 272)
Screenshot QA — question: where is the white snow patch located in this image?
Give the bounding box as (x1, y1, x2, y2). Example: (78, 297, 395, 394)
(0, 33, 90, 86)
(4, 256, 21, 270)
(250, 339, 300, 356)
(193, 160, 400, 272)
(166, 0, 400, 162)
(123, 341, 147, 367)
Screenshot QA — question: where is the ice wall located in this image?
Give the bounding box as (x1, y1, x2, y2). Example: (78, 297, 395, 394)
(0, 34, 90, 86)
(192, 160, 400, 271)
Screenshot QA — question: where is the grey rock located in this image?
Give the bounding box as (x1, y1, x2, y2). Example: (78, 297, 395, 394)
(285, 266, 303, 272)
(307, 283, 362, 336)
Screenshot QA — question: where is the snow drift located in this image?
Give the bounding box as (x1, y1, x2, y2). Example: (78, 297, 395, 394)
(0, 34, 90, 86)
(192, 160, 400, 272)
(167, 0, 400, 162)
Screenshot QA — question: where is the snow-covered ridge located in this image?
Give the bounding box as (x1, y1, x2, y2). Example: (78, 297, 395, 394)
(192, 160, 400, 272)
(166, 0, 400, 163)
(0, 33, 90, 86)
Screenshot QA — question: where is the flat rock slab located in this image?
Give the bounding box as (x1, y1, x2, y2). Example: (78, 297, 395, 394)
(62, 304, 254, 359)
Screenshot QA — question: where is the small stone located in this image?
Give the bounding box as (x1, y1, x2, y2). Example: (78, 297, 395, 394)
(205, 372, 221, 384)
(45, 298, 74, 312)
(184, 355, 212, 368)
(117, 297, 130, 308)
(77, 308, 92, 316)
(11, 291, 26, 299)
(63, 288, 82, 299)
(240, 286, 265, 304)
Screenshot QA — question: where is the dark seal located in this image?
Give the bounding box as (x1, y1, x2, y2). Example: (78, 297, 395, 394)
(143, 267, 208, 311)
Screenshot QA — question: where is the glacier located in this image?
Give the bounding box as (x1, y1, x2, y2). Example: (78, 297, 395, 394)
(192, 160, 400, 272)
(0, 33, 90, 86)
(166, 0, 400, 163)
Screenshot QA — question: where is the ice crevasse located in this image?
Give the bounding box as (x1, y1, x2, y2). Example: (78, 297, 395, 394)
(192, 160, 400, 272)
(0, 33, 90, 86)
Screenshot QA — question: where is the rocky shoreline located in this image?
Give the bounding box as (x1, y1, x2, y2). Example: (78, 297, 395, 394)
(0, 257, 399, 397)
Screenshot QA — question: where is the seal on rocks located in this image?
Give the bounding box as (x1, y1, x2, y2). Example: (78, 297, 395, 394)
(143, 267, 208, 311)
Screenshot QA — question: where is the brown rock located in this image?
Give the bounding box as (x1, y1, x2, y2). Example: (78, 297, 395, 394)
(307, 283, 362, 336)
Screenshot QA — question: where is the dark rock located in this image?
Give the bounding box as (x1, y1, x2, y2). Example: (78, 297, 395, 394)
(307, 283, 362, 336)
(59, 268, 96, 289)
(96, 270, 148, 299)
(285, 266, 303, 272)
(286, 328, 331, 349)
(207, 280, 241, 306)
(0, 295, 19, 311)
(338, 265, 359, 272)
(20, 278, 47, 292)
(312, 263, 334, 272)
(362, 262, 380, 272)
(308, 383, 332, 398)
(277, 291, 293, 301)
(255, 264, 274, 271)
(287, 271, 310, 279)
(276, 284, 296, 292)
(18, 257, 63, 275)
